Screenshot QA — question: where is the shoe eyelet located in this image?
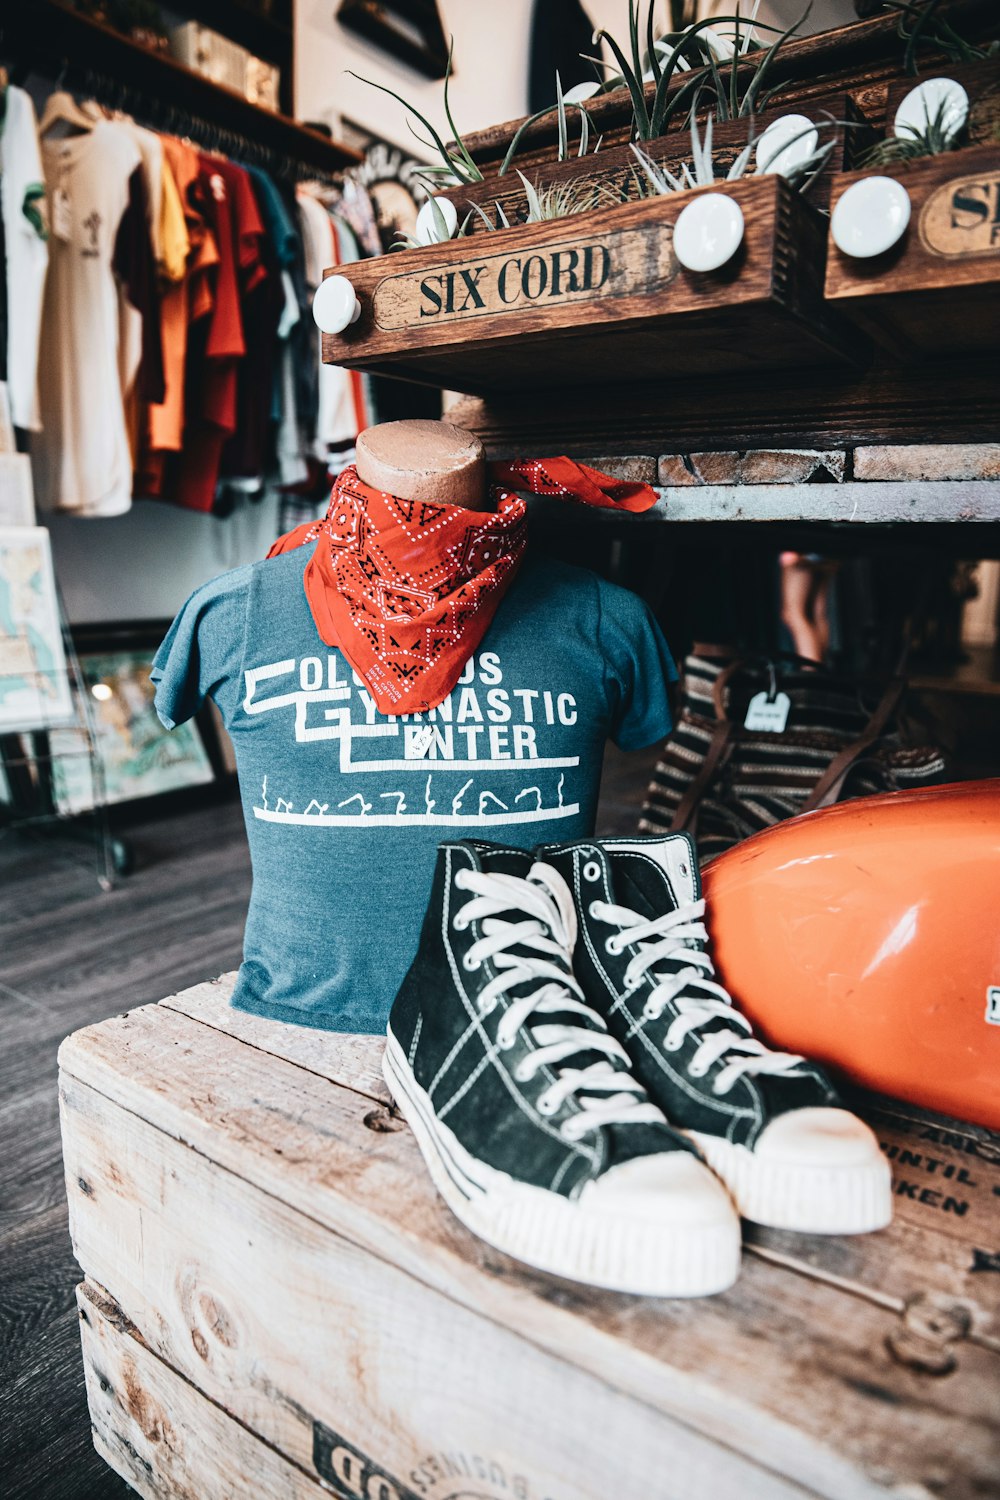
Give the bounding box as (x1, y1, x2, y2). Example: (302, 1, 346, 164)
(642, 1001, 659, 1022)
(537, 1093, 557, 1116)
(605, 937, 621, 956)
(453, 912, 469, 931)
(583, 860, 601, 882)
(478, 996, 496, 1016)
(463, 951, 481, 971)
(662, 1035, 682, 1053)
(513, 1061, 532, 1083)
(454, 869, 472, 891)
(679, 862, 689, 877)
(688, 1062, 707, 1078)
(588, 900, 603, 919)
(496, 1029, 515, 1051)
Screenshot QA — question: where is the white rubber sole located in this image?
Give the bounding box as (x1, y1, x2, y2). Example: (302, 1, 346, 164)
(687, 1127, 893, 1234)
(384, 1029, 741, 1297)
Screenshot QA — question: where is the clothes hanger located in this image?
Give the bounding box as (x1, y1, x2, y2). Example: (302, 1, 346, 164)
(38, 65, 96, 138)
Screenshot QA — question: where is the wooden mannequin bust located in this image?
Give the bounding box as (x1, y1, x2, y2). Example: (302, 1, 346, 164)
(355, 420, 488, 511)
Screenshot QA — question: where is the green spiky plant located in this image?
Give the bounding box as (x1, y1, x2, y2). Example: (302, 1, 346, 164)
(348, 37, 484, 187)
(466, 173, 622, 231)
(861, 94, 966, 165)
(583, 1, 812, 139)
(882, 0, 998, 77)
(630, 104, 838, 198)
(496, 71, 602, 176)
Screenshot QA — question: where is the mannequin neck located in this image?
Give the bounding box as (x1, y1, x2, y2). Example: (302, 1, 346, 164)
(355, 419, 489, 511)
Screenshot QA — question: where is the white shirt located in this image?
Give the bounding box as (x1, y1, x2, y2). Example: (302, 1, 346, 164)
(34, 121, 140, 516)
(296, 189, 357, 455)
(1, 87, 49, 433)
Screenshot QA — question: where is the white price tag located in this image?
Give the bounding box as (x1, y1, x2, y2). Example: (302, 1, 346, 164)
(409, 726, 435, 758)
(52, 187, 72, 243)
(744, 690, 791, 733)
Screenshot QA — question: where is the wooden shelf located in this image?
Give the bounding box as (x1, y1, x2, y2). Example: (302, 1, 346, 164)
(323, 178, 863, 394)
(6, 1, 361, 175)
(826, 146, 1000, 360)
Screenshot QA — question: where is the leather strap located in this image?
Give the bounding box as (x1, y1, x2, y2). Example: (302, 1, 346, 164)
(669, 659, 743, 834)
(800, 677, 906, 812)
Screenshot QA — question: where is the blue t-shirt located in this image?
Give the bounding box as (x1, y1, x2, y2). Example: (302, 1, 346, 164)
(152, 549, 675, 1033)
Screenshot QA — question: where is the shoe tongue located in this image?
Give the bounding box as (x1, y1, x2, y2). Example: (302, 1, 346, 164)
(468, 844, 534, 878)
(602, 837, 699, 918)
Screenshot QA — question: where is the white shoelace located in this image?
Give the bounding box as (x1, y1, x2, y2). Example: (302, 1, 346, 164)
(589, 896, 806, 1097)
(454, 863, 664, 1142)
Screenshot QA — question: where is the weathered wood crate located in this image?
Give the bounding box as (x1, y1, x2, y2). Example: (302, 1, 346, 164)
(59, 975, 1000, 1499)
(825, 145, 1000, 356)
(322, 179, 862, 396)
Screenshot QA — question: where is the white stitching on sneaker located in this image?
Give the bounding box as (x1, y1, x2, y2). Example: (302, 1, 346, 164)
(572, 851, 754, 1124)
(435, 859, 664, 1146)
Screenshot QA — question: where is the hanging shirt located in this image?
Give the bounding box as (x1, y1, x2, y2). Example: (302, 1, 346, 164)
(143, 136, 219, 471)
(152, 549, 676, 1033)
(34, 120, 142, 516)
(1, 86, 49, 433)
(219, 165, 280, 485)
(169, 154, 252, 512)
(297, 190, 359, 455)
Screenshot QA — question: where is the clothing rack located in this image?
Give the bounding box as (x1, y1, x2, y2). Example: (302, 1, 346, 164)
(15, 58, 338, 189)
(1, 0, 360, 179)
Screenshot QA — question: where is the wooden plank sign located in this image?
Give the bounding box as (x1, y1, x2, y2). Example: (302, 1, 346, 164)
(825, 145, 1000, 354)
(58, 978, 1000, 1500)
(322, 179, 864, 395)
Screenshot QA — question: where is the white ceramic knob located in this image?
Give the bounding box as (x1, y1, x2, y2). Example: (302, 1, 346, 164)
(755, 113, 819, 178)
(313, 275, 361, 334)
(894, 76, 969, 144)
(831, 175, 912, 259)
(415, 196, 459, 245)
(673, 192, 745, 273)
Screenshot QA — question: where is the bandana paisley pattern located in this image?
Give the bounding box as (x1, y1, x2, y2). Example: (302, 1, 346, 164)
(268, 457, 657, 716)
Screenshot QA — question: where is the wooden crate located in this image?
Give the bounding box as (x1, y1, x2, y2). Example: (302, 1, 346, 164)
(437, 96, 868, 231)
(60, 975, 1000, 1500)
(321, 178, 863, 396)
(825, 145, 1000, 355)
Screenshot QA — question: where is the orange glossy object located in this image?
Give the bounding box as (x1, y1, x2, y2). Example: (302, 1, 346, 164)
(702, 780, 1000, 1130)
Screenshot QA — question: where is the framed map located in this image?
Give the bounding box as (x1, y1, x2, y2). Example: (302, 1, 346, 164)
(0, 526, 74, 732)
(50, 648, 216, 814)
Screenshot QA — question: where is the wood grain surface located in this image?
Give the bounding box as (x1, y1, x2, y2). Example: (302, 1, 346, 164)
(322, 178, 861, 393)
(59, 997, 1000, 1500)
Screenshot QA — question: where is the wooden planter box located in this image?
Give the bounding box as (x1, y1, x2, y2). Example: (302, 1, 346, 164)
(437, 95, 868, 231)
(323, 178, 862, 396)
(825, 145, 1000, 355)
(884, 58, 1000, 148)
(59, 977, 1000, 1499)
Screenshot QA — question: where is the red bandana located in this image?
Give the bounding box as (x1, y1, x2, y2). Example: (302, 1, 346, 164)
(267, 457, 657, 716)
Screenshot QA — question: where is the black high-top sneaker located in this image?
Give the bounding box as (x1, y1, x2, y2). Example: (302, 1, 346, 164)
(384, 840, 741, 1296)
(537, 834, 892, 1235)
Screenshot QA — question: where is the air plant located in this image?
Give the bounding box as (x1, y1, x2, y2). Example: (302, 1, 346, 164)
(348, 37, 484, 187)
(584, 1, 812, 140)
(497, 71, 601, 176)
(630, 112, 756, 194)
(630, 106, 837, 197)
(861, 95, 966, 166)
(882, 0, 998, 78)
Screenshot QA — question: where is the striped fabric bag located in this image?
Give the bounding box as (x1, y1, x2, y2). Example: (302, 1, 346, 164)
(640, 647, 949, 864)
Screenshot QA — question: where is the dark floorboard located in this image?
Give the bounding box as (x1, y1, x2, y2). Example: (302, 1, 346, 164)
(0, 750, 651, 1497)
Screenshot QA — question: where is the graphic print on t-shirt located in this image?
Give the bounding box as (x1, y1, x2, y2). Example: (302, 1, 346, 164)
(243, 645, 581, 827)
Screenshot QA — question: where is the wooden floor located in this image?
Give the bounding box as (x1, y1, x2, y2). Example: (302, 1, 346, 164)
(0, 748, 651, 1498)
